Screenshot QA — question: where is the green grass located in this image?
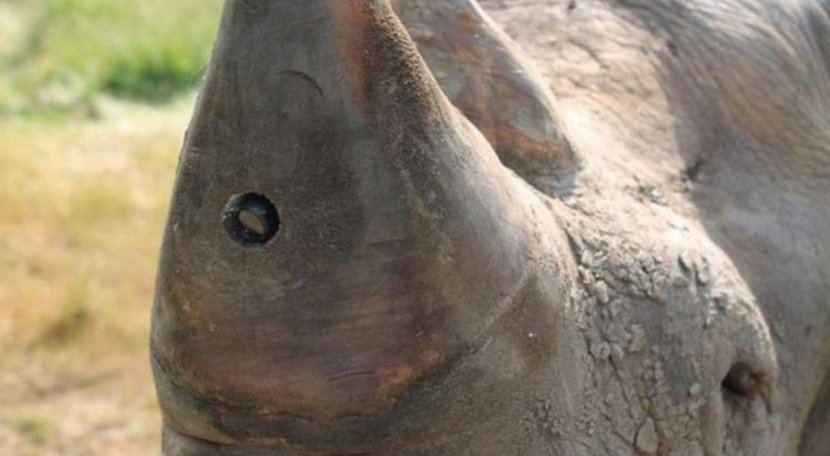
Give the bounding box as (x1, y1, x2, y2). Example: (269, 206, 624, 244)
(0, 0, 223, 115)
(8, 412, 57, 446)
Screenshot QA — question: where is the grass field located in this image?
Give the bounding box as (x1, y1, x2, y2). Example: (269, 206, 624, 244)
(0, 0, 222, 116)
(0, 0, 222, 453)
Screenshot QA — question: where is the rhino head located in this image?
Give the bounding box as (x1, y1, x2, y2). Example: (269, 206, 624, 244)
(151, 0, 830, 454)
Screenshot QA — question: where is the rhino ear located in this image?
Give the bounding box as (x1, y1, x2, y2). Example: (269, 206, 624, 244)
(395, 0, 583, 195)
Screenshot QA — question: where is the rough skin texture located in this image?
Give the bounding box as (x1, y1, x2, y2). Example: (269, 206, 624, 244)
(152, 0, 830, 454)
(479, 0, 830, 453)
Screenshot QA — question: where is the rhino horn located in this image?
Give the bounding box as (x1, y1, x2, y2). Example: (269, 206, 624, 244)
(152, 0, 547, 450)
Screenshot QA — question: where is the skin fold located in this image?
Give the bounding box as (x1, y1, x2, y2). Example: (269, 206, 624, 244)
(151, 0, 830, 454)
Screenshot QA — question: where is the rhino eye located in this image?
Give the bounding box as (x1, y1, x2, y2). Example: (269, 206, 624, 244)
(722, 363, 766, 399)
(223, 193, 280, 246)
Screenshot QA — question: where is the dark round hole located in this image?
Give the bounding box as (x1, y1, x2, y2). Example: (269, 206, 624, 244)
(722, 363, 765, 399)
(223, 193, 280, 246)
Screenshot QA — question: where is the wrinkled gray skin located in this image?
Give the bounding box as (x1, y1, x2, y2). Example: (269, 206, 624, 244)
(480, 1, 830, 454)
(152, 0, 830, 455)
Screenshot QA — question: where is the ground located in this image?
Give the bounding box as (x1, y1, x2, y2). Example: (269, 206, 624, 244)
(0, 100, 193, 455)
(0, 0, 221, 453)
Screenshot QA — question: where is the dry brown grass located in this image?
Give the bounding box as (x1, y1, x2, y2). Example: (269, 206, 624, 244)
(0, 99, 192, 455)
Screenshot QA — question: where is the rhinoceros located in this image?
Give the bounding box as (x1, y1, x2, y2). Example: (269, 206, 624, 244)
(150, 0, 830, 454)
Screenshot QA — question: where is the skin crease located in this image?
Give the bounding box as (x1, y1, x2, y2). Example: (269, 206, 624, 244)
(152, 0, 830, 455)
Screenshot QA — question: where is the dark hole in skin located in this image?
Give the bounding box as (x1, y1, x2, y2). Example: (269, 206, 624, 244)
(722, 363, 766, 399)
(223, 193, 280, 247)
(567, 0, 577, 12)
(684, 157, 706, 183)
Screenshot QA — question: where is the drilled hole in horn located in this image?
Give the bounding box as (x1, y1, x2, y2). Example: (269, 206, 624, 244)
(722, 363, 766, 399)
(223, 193, 280, 247)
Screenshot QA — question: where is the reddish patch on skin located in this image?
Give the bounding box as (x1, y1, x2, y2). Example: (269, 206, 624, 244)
(378, 365, 417, 391)
(377, 349, 445, 393)
(333, 2, 371, 115)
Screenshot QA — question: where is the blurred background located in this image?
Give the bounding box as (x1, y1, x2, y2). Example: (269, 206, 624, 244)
(0, 0, 223, 454)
